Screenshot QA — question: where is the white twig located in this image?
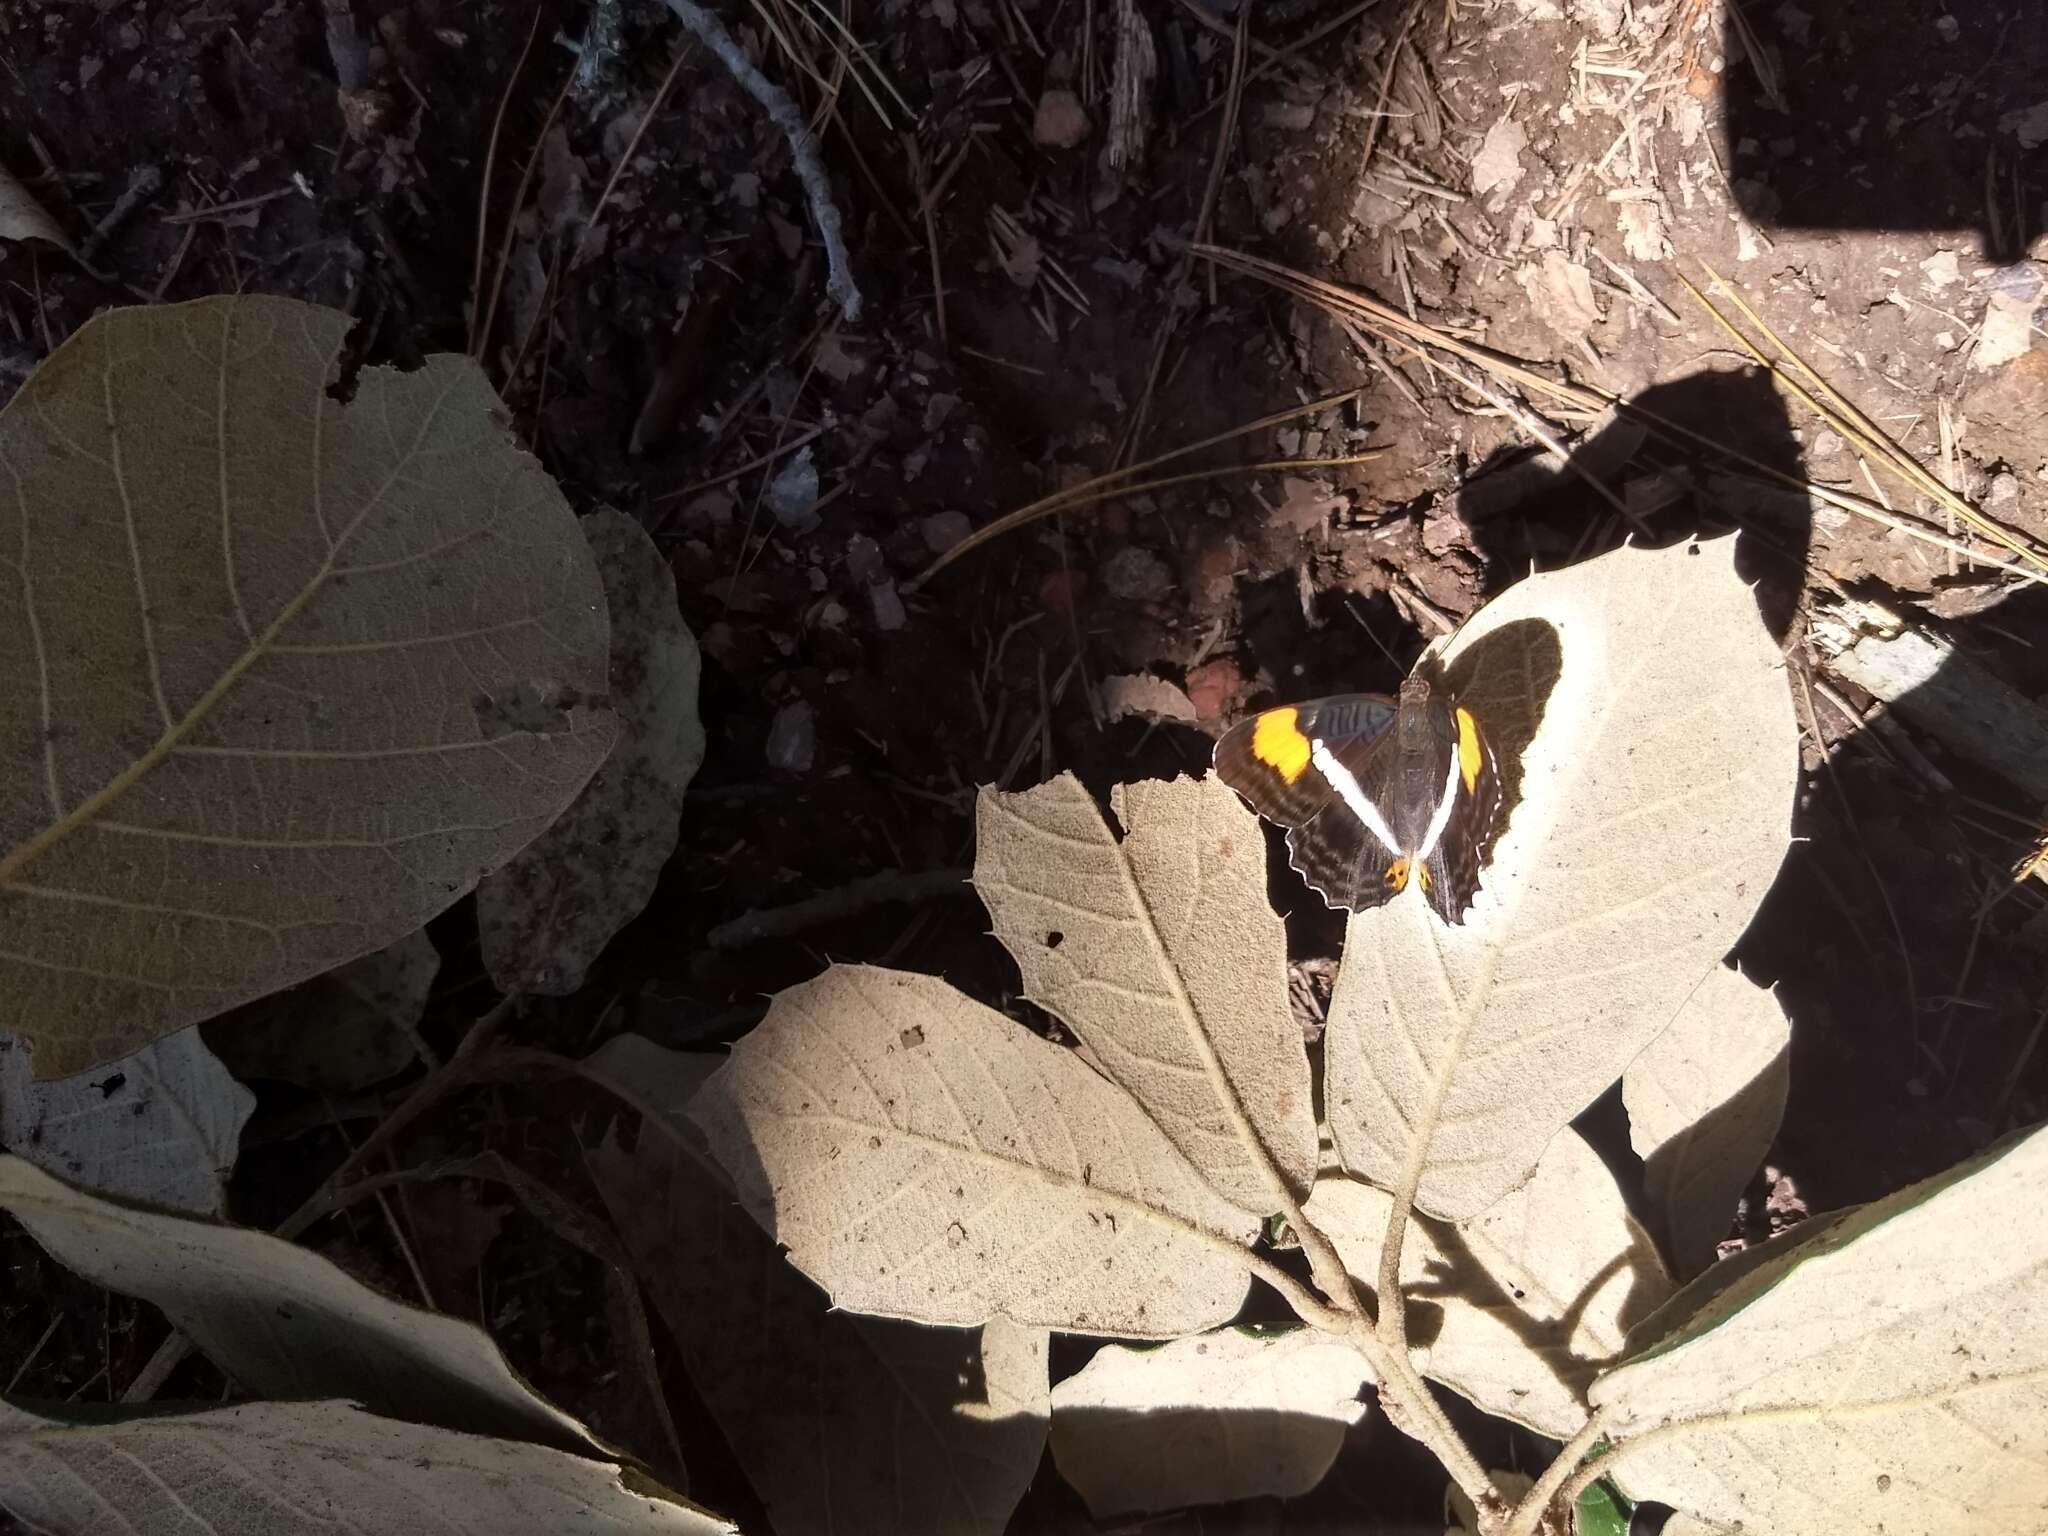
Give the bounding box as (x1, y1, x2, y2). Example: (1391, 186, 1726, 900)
(660, 0, 863, 320)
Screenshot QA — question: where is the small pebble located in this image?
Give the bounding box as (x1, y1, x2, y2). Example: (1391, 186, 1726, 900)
(920, 511, 974, 552)
(766, 701, 816, 774)
(1032, 88, 1090, 149)
(1102, 546, 1172, 603)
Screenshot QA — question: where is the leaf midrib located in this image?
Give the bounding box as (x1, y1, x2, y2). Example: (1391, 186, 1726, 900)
(0, 335, 462, 892)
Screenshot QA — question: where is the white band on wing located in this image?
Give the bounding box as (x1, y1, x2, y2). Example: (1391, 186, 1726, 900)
(1310, 738, 1402, 854)
(1412, 745, 1465, 864)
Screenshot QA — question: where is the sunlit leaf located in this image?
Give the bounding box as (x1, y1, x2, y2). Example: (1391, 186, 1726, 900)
(1048, 1326, 1371, 1516)
(1623, 963, 1790, 1277)
(1307, 1128, 1671, 1437)
(976, 772, 1314, 1213)
(689, 964, 1258, 1335)
(1589, 1125, 2048, 1535)
(585, 1033, 1047, 1536)
(1325, 539, 1796, 1219)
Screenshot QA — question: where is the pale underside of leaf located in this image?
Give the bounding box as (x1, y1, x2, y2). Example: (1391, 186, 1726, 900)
(1590, 1125, 2048, 1536)
(478, 508, 703, 996)
(1048, 1327, 1372, 1517)
(1325, 539, 1797, 1219)
(0, 1155, 601, 1456)
(1623, 963, 1791, 1278)
(688, 963, 1257, 1336)
(0, 295, 615, 1075)
(587, 1033, 1047, 1536)
(0, 1024, 254, 1214)
(0, 164, 70, 252)
(202, 926, 438, 1091)
(0, 1399, 734, 1535)
(1306, 1127, 1672, 1438)
(974, 773, 1314, 1213)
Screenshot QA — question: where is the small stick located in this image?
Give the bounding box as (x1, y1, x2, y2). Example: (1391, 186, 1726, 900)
(78, 164, 161, 266)
(661, 0, 863, 320)
(470, 1, 545, 356)
(707, 869, 973, 949)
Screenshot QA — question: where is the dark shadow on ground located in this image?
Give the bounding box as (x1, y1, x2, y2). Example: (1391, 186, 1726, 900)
(1722, 0, 2048, 260)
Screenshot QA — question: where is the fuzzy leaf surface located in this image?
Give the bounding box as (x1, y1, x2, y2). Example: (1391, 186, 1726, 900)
(1048, 1327, 1372, 1516)
(479, 509, 702, 995)
(1623, 963, 1791, 1277)
(0, 295, 615, 1074)
(0, 1026, 253, 1214)
(0, 1400, 731, 1534)
(976, 773, 1313, 1212)
(1307, 1128, 1671, 1437)
(688, 964, 1257, 1335)
(1589, 1125, 2048, 1535)
(586, 1032, 1047, 1536)
(1325, 540, 1796, 1218)
(0, 1156, 600, 1455)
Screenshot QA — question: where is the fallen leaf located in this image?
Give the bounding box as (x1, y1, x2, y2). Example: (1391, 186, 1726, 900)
(1623, 964, 1791, 1278)
(975, 775, 1315, 1212)
(1590, 1124, 2048, 1535)
(1097, 673, 1198, 724)
(1306, 1128, 1672, 1437)
(0, 1155, 604, 1455)
(1615, 199, 1669, 262)
(1324, 540, 1797, 1220)
(1048, 1327, 1372, 1516)
(478, 511, 703, 994)
(0, 1400, 733, 1535)
(1527, 250, 1603, 335)
(0, 163, 70, 252)
(1470, 113, 1530, 200)
(1973, 290, 2038, 372)
(585, 1034, 1047, 1536)
(203, 928, 437, 1091)
(0, 1026, 253, 1215)
(1033, 87, 1090, 149)
(0, 296, 616, 1076)
(688, 964, 1258, 1335)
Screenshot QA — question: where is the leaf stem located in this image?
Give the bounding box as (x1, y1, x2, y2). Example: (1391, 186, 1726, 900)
(1503, 1407, 1610, 1536)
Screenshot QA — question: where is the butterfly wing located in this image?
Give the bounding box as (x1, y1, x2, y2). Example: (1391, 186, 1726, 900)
(1419, 702, 1503, 925)
(1214, 695, 1400, 912)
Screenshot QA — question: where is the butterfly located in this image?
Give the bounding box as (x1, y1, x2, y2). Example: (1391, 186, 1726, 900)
(1212, 670, 1504, 924)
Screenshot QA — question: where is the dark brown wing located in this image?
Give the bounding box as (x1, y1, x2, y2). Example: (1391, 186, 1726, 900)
(1420, 702, 1504, 925)
(1215, 695, 1401, 913)
(1211, 695, 1395, 830)
(1286, 798, 1403, 914)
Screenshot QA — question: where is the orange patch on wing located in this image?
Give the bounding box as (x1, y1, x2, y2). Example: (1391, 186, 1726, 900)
(1455, 707, 1483, 794)
(1415, 864, 1431, 892)
(1385, 857, 1411, 891)
(1251, 707, 1313, 784)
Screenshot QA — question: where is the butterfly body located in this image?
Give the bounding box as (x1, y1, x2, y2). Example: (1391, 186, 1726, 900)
(1213, 672, 1503, 924)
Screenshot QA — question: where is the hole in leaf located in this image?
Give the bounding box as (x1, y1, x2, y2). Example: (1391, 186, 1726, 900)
(1044, 931, 1064, 949)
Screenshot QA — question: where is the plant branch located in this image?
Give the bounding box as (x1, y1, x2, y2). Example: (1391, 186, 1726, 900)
(659, 0, 862, 320)
(1503, 1407, 1611, 1536)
